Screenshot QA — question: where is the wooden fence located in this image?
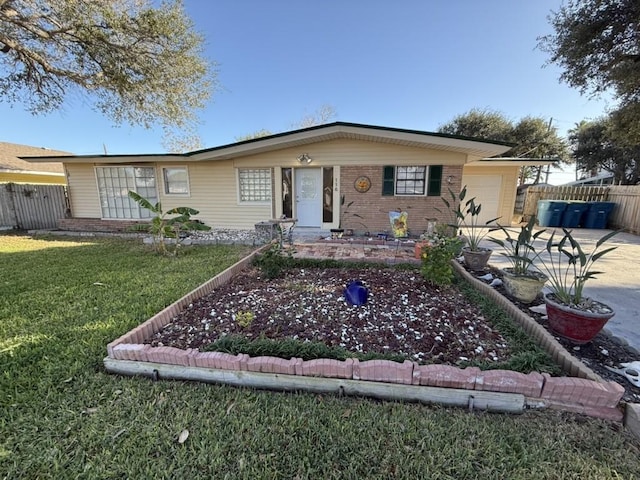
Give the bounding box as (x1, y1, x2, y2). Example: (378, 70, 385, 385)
(0, 183, 69, 230)
(521, 184, 640, 234)
(608, 186, 640, 234)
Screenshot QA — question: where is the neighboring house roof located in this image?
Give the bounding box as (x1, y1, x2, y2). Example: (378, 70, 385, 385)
(22, 122, 514, 164)
(1, 141, 67, 176)
(564, 172, 615, 186)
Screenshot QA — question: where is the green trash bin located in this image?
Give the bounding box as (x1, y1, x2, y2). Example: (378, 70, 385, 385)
(537, 200, 568, 227)
(561, 201, 590, 228)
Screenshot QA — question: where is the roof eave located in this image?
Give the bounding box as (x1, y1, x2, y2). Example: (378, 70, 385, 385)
(19, 122, 514, 163)
(469, 157, 557, 167)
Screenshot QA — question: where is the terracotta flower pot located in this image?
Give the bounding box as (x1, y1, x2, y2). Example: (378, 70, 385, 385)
(501, 268, 547, 304)
(461, 247, 492, 271)
(414, 241, 428, 259)
(544, 293, 615, 344)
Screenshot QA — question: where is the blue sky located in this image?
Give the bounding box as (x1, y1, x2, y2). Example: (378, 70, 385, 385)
(2, 0, 614, 156)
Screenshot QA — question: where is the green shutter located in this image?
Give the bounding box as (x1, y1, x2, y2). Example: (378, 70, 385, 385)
(427, 165, 443, 196)
(382, 166, 395, 196)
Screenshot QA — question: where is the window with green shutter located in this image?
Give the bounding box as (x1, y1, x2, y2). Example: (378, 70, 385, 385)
(427, 165, 443, 196)
(382, 166, 395, 196)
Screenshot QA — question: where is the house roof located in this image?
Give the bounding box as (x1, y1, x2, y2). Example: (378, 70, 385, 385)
(468, 157, 557, 167)
(22, 122, 514, 164)
(1, 141, 67, 176)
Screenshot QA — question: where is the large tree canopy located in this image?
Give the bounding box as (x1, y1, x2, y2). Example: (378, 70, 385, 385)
(438, 108, 570, 184)
(539, 0, 640, 102)
(437, 108, 513, 144)
(569, 119, 640, 185)
(0, 0, 215, 131)
(539, 0, 640, 143)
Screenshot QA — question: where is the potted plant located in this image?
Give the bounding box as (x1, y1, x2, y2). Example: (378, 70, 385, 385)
(489, 216, 548, 303)
(438, 186, 500, 271)
(536, 228, 619, 344)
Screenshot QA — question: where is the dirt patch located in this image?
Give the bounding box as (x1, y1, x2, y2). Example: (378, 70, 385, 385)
(146, 266, 511, 365)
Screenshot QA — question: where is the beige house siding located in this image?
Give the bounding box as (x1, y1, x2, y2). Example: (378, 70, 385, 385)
(158, 161, 271, 229)
(65, 164, 102, 218)
(232, 138, 466, 168)
(62, 136, 521, 233)
(232, 139, 467, 233)
(66, 161, 272, 229)
(462, 164, 520, 225)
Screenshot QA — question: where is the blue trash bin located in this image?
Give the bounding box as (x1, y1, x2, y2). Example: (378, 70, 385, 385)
(583, 202, 616, 229)
(537, 200, 568, 227)
(561, 201, 591, 228)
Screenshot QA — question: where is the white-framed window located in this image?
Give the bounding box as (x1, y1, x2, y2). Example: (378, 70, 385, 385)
(95, 166, 157, 219)
(238, 168, 272, 202)
(163, 167, 189, 195)
(382, 165, 442, 197)
(395, 166, 426, 195)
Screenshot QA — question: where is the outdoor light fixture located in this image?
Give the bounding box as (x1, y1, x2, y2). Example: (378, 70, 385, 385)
(297, 153, 312, 164)
(447, 175, 454, 184)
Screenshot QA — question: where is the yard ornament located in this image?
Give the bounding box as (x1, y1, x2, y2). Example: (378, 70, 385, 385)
(344, 280, 369, 306)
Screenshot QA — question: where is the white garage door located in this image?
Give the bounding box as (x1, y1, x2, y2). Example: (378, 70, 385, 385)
(460, 175, 502, 226)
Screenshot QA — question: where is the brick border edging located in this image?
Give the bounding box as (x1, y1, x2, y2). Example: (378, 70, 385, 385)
(451, 261, 603, 382)
(105, 249, 625, 422)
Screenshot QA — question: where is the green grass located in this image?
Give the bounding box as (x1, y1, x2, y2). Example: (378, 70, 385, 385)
(1, 233, 639, 479)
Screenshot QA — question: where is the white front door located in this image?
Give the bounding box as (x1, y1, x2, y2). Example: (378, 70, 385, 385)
(295, 168, 322, 227)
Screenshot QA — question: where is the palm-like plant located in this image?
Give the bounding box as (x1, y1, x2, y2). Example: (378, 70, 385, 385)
(489, 216, 546, 276)
(128, 191, 211, 255)
(438, 186, 500, 251)
(537, 228, 618, 306)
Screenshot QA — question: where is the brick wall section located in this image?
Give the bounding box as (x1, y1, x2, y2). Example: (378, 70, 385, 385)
(340, 165, 462, 235)
(59, 217, 147, 232)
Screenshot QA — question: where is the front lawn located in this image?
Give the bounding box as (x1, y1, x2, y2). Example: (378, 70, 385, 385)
(1, 234, 639, 479)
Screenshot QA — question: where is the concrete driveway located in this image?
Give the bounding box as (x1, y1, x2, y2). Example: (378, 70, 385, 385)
(482, 227, 640, 353)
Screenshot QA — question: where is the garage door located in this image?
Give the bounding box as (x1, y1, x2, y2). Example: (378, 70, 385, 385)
(460, 175, 502, 226)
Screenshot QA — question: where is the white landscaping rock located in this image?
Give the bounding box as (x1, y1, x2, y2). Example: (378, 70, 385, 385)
(529, 304, 547, 315)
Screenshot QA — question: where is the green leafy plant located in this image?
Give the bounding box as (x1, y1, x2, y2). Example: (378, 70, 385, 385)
(204, 335, 407, 364)
(253, 241, 294, 279)
(128, 191, 211, 255)
(234, 311, 255, 328)
(437, 185, 500, 251)
(419, 235, 463, 286)
(537, 228, 619, 307)
(489, 216, 546, 276)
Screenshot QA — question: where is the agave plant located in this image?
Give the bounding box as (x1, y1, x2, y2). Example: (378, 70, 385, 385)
(128, 191, 211, 255)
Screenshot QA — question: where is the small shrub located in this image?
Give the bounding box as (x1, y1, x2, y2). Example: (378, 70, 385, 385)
(234, 310, 255, 328)
(253, 241, 294, 279)
(127, 191, 211, 256)
(420, 235, 463, 286)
